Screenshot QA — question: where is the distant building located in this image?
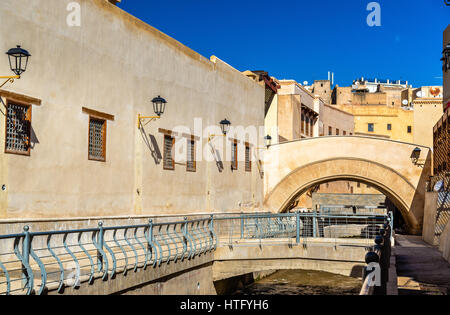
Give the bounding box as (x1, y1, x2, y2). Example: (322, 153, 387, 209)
(331, 77, 442, 147)
(245, 76, 356, 208)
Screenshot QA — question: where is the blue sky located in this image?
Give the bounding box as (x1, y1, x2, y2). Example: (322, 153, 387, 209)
(118, 0, 449, 87)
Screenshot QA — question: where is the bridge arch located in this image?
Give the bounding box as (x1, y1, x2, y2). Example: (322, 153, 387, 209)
(263, 136, 432, 234)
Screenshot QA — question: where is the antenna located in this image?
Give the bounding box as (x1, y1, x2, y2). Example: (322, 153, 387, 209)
(303, 81, 308, 86)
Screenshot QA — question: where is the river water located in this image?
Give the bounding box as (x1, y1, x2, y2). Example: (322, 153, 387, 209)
(234, 270, 362, 295)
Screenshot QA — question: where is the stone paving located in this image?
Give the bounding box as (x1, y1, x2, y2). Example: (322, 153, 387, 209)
(395, 234, 450, 295)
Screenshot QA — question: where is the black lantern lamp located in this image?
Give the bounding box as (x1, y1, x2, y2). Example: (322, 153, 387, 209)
(411, 147, 421, 165)
(220, 119, 231, 136)
(137, 95, 168, 128)
(6, 45, 31, 76)
(208, 119, 232, 143)
(1, 45, 31, 89)
(264, 135, 272, 148)
(442, 44, 450, 72)
(152, 95, 167, 117)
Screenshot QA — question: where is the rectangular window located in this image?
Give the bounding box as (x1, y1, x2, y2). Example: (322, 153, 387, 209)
(88, 117, 107, 162)
(407, 126, 412, 134)
(231, 140, 238, 170)
(328, 126, 332, 136)
(186, 139, 196, 172)
(5, 101, 31, 155)
(245, 144, 251, 172)
(305, 116, 310, 136)
(336, 129, 340, 135)
(343, 131, 347, 136)
(368, 123, 374, 132)
(387, 124, 392, 131)
(163, 135, 175, 170)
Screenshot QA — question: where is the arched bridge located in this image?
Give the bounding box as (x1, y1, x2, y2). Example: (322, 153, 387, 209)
(263, 136, 432, 234)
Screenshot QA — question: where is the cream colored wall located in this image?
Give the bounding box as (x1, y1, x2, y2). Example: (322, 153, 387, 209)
(0, 0, 264, 219)
(321, 104, 354, 136)
(413, 100, 443, 148)
(265, 94, 279, 145)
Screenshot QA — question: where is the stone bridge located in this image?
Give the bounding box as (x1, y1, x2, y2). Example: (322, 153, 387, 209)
(263, 136, 432, 234)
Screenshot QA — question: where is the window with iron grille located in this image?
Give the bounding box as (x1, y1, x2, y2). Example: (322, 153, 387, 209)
(88, 117, 106, 161)
(5, 101, 31, 155)
(163, 135, 175, 170)
(231, 140, 238, 170)
(187, 139, 196, 172)
(245, 144, 251, 172)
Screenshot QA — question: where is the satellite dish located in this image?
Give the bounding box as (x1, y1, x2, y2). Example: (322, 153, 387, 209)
(434, 180, 444, 192)
(303, 81, 308, 86)
(355, 81, 360, 86)
(402, 100, 408, 106)
(416, 91, 423, 98)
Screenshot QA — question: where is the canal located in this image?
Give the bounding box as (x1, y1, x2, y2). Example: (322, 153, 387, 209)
(233, 270, 362, 295)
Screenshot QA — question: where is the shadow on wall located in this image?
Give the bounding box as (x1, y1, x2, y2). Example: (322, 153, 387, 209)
(139, 127, 162, 165)
(30, 126, 39, 149)
(208, 142, 224, 173)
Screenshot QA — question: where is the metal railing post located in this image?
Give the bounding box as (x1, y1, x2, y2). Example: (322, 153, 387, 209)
(21, 225, 31, 290)
(148, 219, 153, 262)
(209, 215, 215, 250)
(97, 222, 104, 271)
(183, 217, 189, 259)
(374, 235, 387, 295)
(313, 211, 317, 238)
(240, 215, 244, 239)
(296, 212, 300, 244)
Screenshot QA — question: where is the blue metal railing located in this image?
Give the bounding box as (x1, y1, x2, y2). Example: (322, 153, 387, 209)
(0, 212, 390, 295)
(0, 216, 216, 295)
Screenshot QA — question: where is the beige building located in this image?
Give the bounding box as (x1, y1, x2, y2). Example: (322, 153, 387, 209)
(413, 98, 444, 148)
(254, 77, 357, 208)
(0, 0, 266, 220)
(331, 78, 442, 148)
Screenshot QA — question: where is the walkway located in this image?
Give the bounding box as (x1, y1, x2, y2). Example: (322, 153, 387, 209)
(395, 234, 450, 295)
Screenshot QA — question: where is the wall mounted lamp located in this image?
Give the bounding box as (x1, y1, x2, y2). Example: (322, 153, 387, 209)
(208, 119, 231, 142)
(254, 135, 273, 150)
(1, 45, 31, 89)
(442, 44, 450, 72)
(137, 95, 167, 128)
(410, 147, 422, 165)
